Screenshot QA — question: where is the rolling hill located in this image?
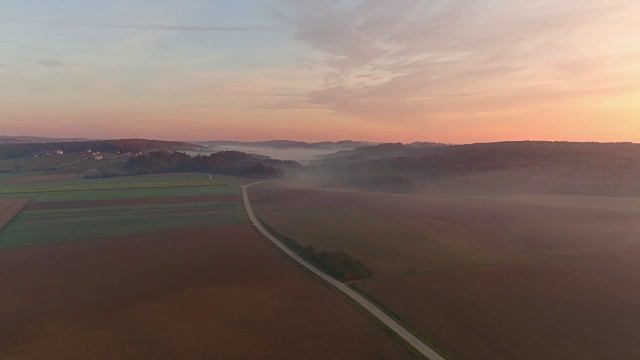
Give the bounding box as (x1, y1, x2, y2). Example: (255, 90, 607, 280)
(316, 141, 640, 195)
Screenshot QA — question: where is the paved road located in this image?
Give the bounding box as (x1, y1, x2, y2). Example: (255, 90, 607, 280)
(237, 179, 445, 360)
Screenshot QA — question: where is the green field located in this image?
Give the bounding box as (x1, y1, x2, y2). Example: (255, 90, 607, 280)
(0, 172, 214, 190)
(0, 202, 245, 248)
(0, 173, 239, 202)
(0, 154, 86, 171)
(0, 185, 236, 202)
(0, 153, 132, 184)
(0, 173, 245, 248)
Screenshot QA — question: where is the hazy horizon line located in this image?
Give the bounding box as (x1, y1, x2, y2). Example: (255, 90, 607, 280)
(2, 134, 639, 146)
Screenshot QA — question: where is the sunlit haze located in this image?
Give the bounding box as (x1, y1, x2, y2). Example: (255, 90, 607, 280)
(1, 0, 639, 143)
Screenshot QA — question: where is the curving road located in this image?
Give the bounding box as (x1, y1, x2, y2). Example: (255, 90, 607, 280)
(230, 176, 445, 360)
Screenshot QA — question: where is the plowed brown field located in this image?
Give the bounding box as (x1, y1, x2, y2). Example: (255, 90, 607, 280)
(0, 225, 414, 360)
(250, 177, 640, 359)
(0, 199, 30, 230)
(250, 183, 640, 256)
(360, 260, 640, 359)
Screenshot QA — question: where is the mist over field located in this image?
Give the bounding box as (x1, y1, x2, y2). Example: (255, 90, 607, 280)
(181, 140, 371, 164)
(3, 0, 640, 358)
(185, 145, 337, 164)
(3, 137, 640, 359)
(303, 141, 640, 196)
(246, 141, 640, 359)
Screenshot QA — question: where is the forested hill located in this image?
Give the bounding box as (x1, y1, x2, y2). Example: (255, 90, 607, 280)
(318, 141, 640, 195)
(125, 150, 302, 178)
(319, 141, 448, 164)
(0, 139, 201, 160)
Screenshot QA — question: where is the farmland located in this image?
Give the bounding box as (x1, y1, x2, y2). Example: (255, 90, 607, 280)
(0, 184, 230, 202)
(0, 153, 127, 176)
(258, 207, 488, 275)
(0, 153, 90, 172)
(0, 202, 244, 248)
(0, 199, 30, 230)
(250, 176, 640, 359)
(0, 226, 414, 359)
(360, 256, 640, 359)
(0, 160, 419, 358)
(0, 173, 242, 248)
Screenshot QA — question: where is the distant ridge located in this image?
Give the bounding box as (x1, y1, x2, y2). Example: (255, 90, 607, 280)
(316, 141, 640, 195)
(201, 140, 376, 149)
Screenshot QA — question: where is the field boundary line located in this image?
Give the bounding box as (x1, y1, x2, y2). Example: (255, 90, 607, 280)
(228, 175, 446, 360)
(0, 183, 221, 195)
(573, 265, 640, 297)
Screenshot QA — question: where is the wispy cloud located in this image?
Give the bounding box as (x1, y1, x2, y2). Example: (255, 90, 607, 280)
(36, 59, 72, 68)
(275, 0, 640, 123)
(0, 16, 285, 32)
(252, 105, 328, 109)
(201, 84, 309, 98)
(32, 59, 86, 73)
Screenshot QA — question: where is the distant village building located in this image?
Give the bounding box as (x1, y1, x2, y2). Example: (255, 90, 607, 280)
(94, 155, 103, 160)
(56, 150, 64, 155)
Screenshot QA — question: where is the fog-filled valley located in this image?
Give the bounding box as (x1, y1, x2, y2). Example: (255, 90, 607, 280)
(2, 136, 640, 359)
(245, 140, 640, 359)
(4, 0, 640, 358)
(186, 140, 374, 165)
(297, 141, 640, 196)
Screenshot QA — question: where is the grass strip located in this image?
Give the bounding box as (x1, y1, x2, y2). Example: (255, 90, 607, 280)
(255, 216, 444, 359)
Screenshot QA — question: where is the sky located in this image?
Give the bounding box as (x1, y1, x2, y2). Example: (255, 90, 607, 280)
(1, 0, 639, 143)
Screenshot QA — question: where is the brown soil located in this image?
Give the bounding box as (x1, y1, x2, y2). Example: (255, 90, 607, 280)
(569, 241, 640, 295)
(251, 179, 640, 359)
(0, 199, 30, 230)
(361, 260, 640, 360)
(28, 194, 240, 210)
(0, 225, 414, 360)
(250, 182, 640, 255)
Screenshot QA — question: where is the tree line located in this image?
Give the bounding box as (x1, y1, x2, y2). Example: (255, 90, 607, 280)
(124, 150, 301, 178)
